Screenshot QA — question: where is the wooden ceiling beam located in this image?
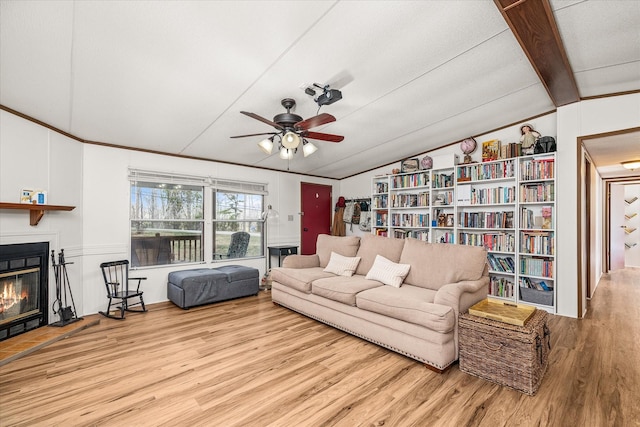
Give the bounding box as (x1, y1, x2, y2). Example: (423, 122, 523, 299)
(495, 0, 580, 107)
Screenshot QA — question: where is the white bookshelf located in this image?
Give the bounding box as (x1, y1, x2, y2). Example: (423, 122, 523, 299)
(371, 152, 557, 313)
(388, 171, 431, 241)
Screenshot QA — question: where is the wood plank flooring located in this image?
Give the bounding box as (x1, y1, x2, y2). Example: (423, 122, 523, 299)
(1, 267, 639, 427)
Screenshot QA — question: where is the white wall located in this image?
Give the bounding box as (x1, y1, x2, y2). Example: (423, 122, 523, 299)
(625, 184, 640, 267)
(558, 92, 640, 317)
(0, 110, 84, 324)
(1, 110, 339, 318)
(81, 144, 338, 314)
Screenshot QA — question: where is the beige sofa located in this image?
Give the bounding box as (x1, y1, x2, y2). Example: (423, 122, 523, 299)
(270, 234, 489, 372)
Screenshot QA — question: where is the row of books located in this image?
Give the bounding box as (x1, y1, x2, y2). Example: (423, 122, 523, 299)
(482, 140, 536, 162)
(392, 229, 429, 241)
(489, 276, 515, 298)
(520, 206, 553, 229)
(520, 182, 555, 203)
(458, 232, 515, 252)
(487, 253, 516, 273)
(519, 157, 555, 181)
(375, 212, 388, 227)
(374, 182, 389, 194)
(520, 231, 555, 255)
(372, 194, 388, 209)
(391, 172, 429, 189)
(390, 192, 429, 208)
(467, 186, 517, 205)
(520, 276, 553, 291)
(432, 172, 454, 189)
(457, 159, 515, 182)
(391, 213, 430, 227)
(434, 231, 455, 243)
(520, 257, 554, 278)
(483, 233, 515, 252)
(459, 211, 515, 229)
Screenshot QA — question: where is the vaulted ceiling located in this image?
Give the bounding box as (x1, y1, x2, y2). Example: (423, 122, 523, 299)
(1, 0, 638, 179)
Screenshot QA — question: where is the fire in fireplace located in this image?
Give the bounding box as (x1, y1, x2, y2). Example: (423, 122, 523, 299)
(0, 242, 49, 340)
(1, 268, 40, 322)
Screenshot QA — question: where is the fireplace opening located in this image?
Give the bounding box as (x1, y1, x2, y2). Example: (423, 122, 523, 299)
(1, 267, 40, 322)
(0, 242, 49, 341)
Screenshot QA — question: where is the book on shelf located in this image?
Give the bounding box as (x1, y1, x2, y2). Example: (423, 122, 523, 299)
(541, 206, 553, 229)
(520, 277, 553, 292)
(499, 142, 521, 159)
(482, 139, 500, 162)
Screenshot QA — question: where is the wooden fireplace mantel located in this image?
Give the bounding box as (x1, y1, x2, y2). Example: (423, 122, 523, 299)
(0, 202, 75, 226)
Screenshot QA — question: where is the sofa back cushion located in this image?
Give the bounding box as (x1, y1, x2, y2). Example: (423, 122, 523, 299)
(355, 234, 405, 276)
(400, 238, 487, 290)
(316, 234, 361, 268)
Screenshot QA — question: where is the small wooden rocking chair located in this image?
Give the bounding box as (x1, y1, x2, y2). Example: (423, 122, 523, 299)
(99, 260, 147, 320)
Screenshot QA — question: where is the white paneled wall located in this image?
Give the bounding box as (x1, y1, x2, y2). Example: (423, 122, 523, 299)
(0, 110, 84, 323)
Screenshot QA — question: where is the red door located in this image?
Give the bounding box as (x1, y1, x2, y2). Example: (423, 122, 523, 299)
(301, 183, 332, 254)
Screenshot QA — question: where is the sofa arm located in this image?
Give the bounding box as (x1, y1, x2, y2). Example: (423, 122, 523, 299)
(281, 254, 320, 269)
(433, 277, 489, 316)
(434, 276, 489, 358)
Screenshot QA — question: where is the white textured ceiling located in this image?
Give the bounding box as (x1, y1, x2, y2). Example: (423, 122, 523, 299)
(1, 0, 639, 179)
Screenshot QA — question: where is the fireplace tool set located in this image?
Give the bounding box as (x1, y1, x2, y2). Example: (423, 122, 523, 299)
(50, 249, 82, 326)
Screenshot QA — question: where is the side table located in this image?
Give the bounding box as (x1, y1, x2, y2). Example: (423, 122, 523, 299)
(268, 245, 298, 269)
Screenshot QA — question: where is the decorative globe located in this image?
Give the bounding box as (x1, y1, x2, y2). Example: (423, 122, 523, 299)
(461, 137, 477, 154)
(421, 155, 433, 170)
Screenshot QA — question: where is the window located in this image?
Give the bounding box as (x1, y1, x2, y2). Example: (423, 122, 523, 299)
(130, 181, 204, 267)
(129, 170, 267, 268)
(213, 191, 264, 259)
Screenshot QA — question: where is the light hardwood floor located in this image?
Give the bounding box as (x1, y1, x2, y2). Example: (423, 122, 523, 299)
(1, 268, 639, 427)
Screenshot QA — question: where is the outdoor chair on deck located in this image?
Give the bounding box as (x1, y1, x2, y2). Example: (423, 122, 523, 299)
(215, 231, 250, 259)
(99, 260, 147, 320)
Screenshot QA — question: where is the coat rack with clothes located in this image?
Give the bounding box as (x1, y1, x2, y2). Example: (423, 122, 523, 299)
(335, 197, 372, 234)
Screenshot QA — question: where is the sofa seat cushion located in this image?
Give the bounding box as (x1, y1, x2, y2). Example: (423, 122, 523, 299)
(312, 275, 383, 306)
(356, 284, 455, 333)
(270, 267, 335, 293)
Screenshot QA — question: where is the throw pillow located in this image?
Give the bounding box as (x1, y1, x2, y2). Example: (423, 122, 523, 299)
(323, 252, 361, 277)
(365, 254, 411, 288)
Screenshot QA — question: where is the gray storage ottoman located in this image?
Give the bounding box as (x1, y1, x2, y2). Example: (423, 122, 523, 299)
(167, 265, 259, 309)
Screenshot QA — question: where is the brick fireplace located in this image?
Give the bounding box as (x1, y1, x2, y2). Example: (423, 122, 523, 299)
(0, 242, 49, 340)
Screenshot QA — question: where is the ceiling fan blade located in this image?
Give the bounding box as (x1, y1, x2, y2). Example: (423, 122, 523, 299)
(230, 132, 277, 139)
(240, 111, 284, 130)
(295, 113, 336, 131)
(303, 131, 344, 143)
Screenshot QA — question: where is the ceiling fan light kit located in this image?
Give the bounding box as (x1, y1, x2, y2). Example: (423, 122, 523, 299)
(282, 131, 301, 149)
(258, 137, 274, 154)
(302, 140, 318, 157)
(232, 98, 344, 160)
(279, 147, 294, 160)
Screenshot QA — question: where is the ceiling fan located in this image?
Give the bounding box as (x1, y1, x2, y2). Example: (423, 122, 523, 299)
(231, 98, 344, 159)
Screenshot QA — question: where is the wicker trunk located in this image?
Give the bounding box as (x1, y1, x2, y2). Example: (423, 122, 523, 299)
(458, 309, 550, 395)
